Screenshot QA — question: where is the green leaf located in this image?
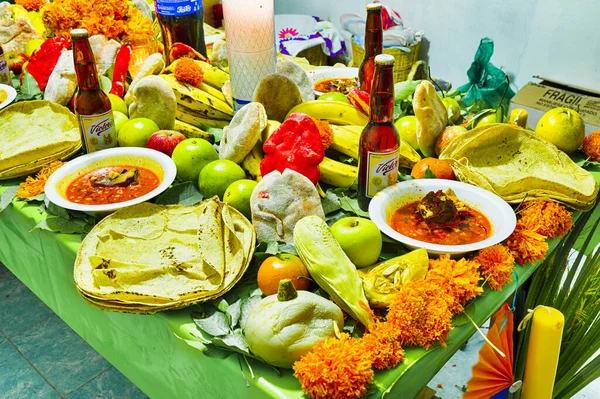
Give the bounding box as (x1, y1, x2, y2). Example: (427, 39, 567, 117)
(0, 186, 18, 213)
(214, 329, 250, 354)
(205, 127, 224, 143)
(339, 196, 369, 217)
(44, 198, 70, 219)
(99, 75, 112, 93)
(202, 345, 233, 359)
(192, 306, 231, 337)
(213, 298, 229, 313)
(155, 182, 203, 206)
(24, 194, 46, 202)
(240, 295, 261, 329)
(226, 297, 242, 328)
(31, 217, 87, 234)
(17, 70, 42, 101)
(322, 190, 342, 215)
(339, 155, 358, 165)
(394, 80, 420, 102)
(423, 166, 437, 179)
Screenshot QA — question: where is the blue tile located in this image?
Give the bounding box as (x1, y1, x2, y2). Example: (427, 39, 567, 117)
(67, 367, 148, 399)
(11, 315, 111, 396)
(0, 341, 60, 399)
(0, 269, 54, 338)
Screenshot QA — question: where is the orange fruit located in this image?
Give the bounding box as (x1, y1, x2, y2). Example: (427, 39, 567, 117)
(411, 158, 455, 180)
(257, 254, 310, 296)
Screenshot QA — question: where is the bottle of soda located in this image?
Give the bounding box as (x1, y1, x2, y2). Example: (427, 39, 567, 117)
(358, 3, 383, 94)
(71, 29, 117, 153)
(357, 54, 401, 211)
(0, 45, 12, 86)
(155, 0, 207, 63)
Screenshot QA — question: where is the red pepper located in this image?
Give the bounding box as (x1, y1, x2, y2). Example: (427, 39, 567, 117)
(110, 43, 132, 98)
(168, 42, 211, 64)
(260, 113, 325, 184)
(26, 37, 70, 91)
(347, 88, 370, 116)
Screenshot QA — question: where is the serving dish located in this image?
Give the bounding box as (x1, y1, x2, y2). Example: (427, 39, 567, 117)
(369, 179, 516, 255)
(45, 147, 176, 215)
(0, 83, 17, 110)
(308, 67, 359, 96)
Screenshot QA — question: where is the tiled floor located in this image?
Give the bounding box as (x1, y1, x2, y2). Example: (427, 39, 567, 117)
(0, 263, 148, 399)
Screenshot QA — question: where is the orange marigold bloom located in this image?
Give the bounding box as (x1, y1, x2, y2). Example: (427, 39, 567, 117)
(519, 200, 572, 238)
(473, 244, 514, 290)
(312, 119, 334, 149)
(16, 161, 65, 199)
(362, 322, 405, 369)
(15, 0, 45, 11)
(426, 255, 483, 314)
(582, 130, 600, 162)
(293, 333, 374, 399)
(505, 217, 548, 265)
(174, 58, 204, 87)
(386, 280, 453, 349)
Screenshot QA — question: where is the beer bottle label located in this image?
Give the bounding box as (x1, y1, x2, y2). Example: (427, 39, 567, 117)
(0, 57, 11, 85)
(365, 149, 400, 198)
(155, 0, 202, 17)
(79, 110, 117, 153)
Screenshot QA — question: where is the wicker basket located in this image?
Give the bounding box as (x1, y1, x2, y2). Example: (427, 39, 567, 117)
(351, 40, 421, 82)
(297, 45, 329, 66)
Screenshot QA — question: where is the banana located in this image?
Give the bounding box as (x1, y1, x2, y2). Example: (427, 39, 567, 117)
(164, 59, 230, 90)
(176, 108, 230, 129)
(174, 120, 214, 143)
(319, 157, 358, 188)
(241, 142, 263, 181)
(286, 101, 369, 126)
(261, 120, 281, 142)
(161, 75, 233, 120)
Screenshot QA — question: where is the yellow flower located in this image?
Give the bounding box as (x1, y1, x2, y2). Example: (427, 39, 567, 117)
(519, 200, 572, 238)
(16, 161, 65, 199)
(362, 322, 405, 369)
(506, 217, 549, 265)
(15, 0, 46, 11)
(473, 244, 514, 290)
(583, 130, 600, 162)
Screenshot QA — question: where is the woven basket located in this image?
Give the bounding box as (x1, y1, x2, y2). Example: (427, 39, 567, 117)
(351, 40, 421, 82)
(297, 45, 329, 66)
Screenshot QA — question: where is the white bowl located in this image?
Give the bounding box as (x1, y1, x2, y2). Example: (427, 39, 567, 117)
(0, 84, 17, 110)
(368, 179, 517, 255)
(45, 147, 177, 215)
(308, 67, 359, 96)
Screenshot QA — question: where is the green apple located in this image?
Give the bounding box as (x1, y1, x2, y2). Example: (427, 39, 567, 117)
(108, 93, 128, 116)
(394, 115, 419, 151)
(171, 138, 218, 182)
(535, 107, 585, 154)
(24, 39, 44, 57)
(117, 118, 160, 147)
(223, 179, 258, 219)
(330, 217, 382, 268)
(113, 111, 128, 133)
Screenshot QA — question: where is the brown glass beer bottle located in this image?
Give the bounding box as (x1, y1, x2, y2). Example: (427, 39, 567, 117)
(358, 3, 383, 94)
(71, 29, 117, 153)
(357, 54, 401, 211)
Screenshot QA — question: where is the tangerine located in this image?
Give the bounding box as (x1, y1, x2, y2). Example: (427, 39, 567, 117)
(411, 158, 455, 180)
(257, 254, 311, 296)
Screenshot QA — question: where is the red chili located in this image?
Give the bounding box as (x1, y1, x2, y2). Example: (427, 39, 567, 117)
(26, 37, 70, 91)
(347, 88, 370, 116)
(168, 42, 211, 64)
(110, 43, 132, 98)
(260, 113, 324, 184)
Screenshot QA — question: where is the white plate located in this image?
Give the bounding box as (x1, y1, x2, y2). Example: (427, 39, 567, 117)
(308, 67, 359, 96)
(0, 84, 17, 110)
(45, 147, 177, 215)
(368, 179, 517, 255)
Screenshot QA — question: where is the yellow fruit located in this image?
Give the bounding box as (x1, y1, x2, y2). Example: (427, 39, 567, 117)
(535, 107, 585, 154)
(509, 108, 529, 128)
(441, 97, 461, 123)
(108, 94, 128, 115)
(394, 115, 419, 151)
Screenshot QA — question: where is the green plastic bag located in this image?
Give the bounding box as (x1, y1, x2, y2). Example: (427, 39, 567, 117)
(458, 38, 514, 113)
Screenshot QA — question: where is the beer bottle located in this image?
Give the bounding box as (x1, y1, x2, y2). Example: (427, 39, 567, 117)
(71, 29, 117, 153)
(155, 0, 207, 63)
(358, 3, 383, 94)
(357, 54, 401, 211)
(0, 45, 12, 86)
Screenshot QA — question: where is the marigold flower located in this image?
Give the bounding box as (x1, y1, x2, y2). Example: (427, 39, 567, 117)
(473, 244, 514, 290)
(519, 200, 572, 238)
(311, 119, 334, 149)
(174, 58, 204, 87)
(426, 255, 483, 314)
(505, 217, 548, 265)
(386, 280, 453, 349)
(15, 0, 45, 11)
(362, 322, 404, 369)
(16, 161, 65, 199)
(293, 333, 374, 399)
(582, 130, 600, 162)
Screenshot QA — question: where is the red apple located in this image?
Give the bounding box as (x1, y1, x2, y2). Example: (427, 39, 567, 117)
(4, 51, 29, 75)
(146, 130, 186, 157)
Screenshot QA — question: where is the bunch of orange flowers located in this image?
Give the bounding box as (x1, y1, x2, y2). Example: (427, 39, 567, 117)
(42, 0, 153, 41)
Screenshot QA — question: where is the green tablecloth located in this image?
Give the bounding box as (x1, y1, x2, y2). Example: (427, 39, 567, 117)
(1, 179, 598, 399)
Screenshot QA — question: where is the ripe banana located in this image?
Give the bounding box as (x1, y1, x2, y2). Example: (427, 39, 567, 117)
(164, 59, 230, 90)
(241, 142, 263, 181)
(286, 101, 369, 126)
(161, 75, 233, 120)
(319, 157, 358, 189)
(176, 107, 230, 129)
(261, 120, 281, 142)
(174, 120, 214, 143)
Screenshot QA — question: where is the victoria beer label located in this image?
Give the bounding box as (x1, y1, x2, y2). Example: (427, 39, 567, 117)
(357, 54, 400, 211)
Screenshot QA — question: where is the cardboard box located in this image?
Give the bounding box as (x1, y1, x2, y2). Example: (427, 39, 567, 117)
(509, 77, 600, 136)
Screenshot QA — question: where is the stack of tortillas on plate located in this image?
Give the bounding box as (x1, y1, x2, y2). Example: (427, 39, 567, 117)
(74, 198, 256, 313)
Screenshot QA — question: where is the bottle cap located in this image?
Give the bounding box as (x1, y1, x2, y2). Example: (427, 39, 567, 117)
(70, 29, 89, 38)
(374, 54, 395, 66)
(366, 3, 383, 11)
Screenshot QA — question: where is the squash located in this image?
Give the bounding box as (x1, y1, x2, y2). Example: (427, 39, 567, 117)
(244, 279, 344, 368)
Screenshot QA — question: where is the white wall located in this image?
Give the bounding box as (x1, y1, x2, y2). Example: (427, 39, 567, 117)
(274, 0, 600, 92)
